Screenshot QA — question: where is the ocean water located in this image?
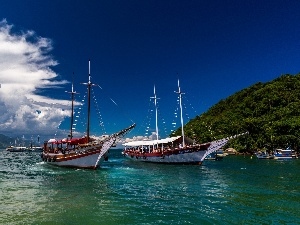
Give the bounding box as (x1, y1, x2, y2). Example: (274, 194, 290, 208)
(0, 149, 299, 225)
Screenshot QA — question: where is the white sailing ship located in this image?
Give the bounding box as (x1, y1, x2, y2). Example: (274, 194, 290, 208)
(123, 80, 244, 164)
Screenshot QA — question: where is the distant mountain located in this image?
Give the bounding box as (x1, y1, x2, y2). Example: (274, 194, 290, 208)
(0, 134, 15, 149)
(173, 74, 300, 152)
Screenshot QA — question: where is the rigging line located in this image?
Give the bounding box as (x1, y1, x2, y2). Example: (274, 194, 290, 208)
(91, 87, 106, 134)
(73, 91, 87, 135)
(97, 84, 118, 107)
(95, 84, 135, 124)
(109, 97, 118, 106)
(156, 101, 168, 138)
(183, 96, 195, 115)
(135, 99, 153, 136)
(145, 100, 155, 135)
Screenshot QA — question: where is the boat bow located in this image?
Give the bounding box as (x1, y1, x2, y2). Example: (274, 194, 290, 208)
(200, 132, 248, 161)
(94, 123, 136, 168)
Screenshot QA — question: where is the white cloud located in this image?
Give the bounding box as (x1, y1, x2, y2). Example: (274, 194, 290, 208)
(0, 19, 71, 139)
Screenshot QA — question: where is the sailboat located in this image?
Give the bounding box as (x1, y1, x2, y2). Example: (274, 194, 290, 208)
(41, 60, 135, 169)
(122, 80, 245, 164)
(6, 136, 27, 152)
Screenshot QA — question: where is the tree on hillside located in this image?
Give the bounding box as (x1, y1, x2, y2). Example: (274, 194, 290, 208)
(173, 73, 300, 152)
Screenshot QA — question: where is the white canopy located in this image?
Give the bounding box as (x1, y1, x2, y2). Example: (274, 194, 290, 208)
(123, 136, 181, 147)
(48, 138, 57, 143)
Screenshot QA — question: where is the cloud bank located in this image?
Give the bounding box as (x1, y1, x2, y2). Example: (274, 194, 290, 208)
(0, 19, 70, 139)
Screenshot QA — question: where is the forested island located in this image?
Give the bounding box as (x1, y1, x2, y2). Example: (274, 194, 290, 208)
(173, 73, 300, 153)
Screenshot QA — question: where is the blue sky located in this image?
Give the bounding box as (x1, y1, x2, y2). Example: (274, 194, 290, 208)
(0, 0, 300, 143)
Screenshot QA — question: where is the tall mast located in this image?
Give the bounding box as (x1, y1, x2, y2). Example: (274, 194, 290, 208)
(150, 85, 159, 145)
(175, 79, 185, 147)
(66, 76, 78, 139)
(81, 60, 95, 143)
(87, 60, 91, 142)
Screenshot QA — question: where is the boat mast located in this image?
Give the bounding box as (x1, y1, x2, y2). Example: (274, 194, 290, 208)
(150, 85, 159, 147)
(81, 60, 95, 143)
(66, 77, 78, 139)
(175, 79, 185, 147)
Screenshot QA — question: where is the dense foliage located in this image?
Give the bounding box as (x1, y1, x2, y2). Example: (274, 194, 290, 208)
(173, 74, 300, 152)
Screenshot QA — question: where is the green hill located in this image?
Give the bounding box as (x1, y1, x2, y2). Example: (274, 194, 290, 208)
(173, 74, 300, 152)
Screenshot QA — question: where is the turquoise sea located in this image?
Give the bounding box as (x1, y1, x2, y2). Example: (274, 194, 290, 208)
(0, 149, 299, 225)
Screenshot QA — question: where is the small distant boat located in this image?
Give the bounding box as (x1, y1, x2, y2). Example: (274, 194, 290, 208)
(41, 60, 135, 169)
(205, 149, 226, 160)
(6, 146, 27, 152)
(224, 147, 237, 155)
(273, 148, 298, 159)
(6, 146, 14, 151)
(205, 153, 223, 161)
(6, 135, 34, 152)
(6, 138, 26, 152)
(123, 80, 246, 165)
(216, 149, 228, 157)
(6, 145, 43, 152)
(255, 151, 275, 159)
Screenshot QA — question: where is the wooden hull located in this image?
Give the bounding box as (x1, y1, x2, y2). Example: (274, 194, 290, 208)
(123, 148, 207, 165)
(123, 133, 247, 165)
(42, 146, 108, 169)
(42, 124, 136, 169)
